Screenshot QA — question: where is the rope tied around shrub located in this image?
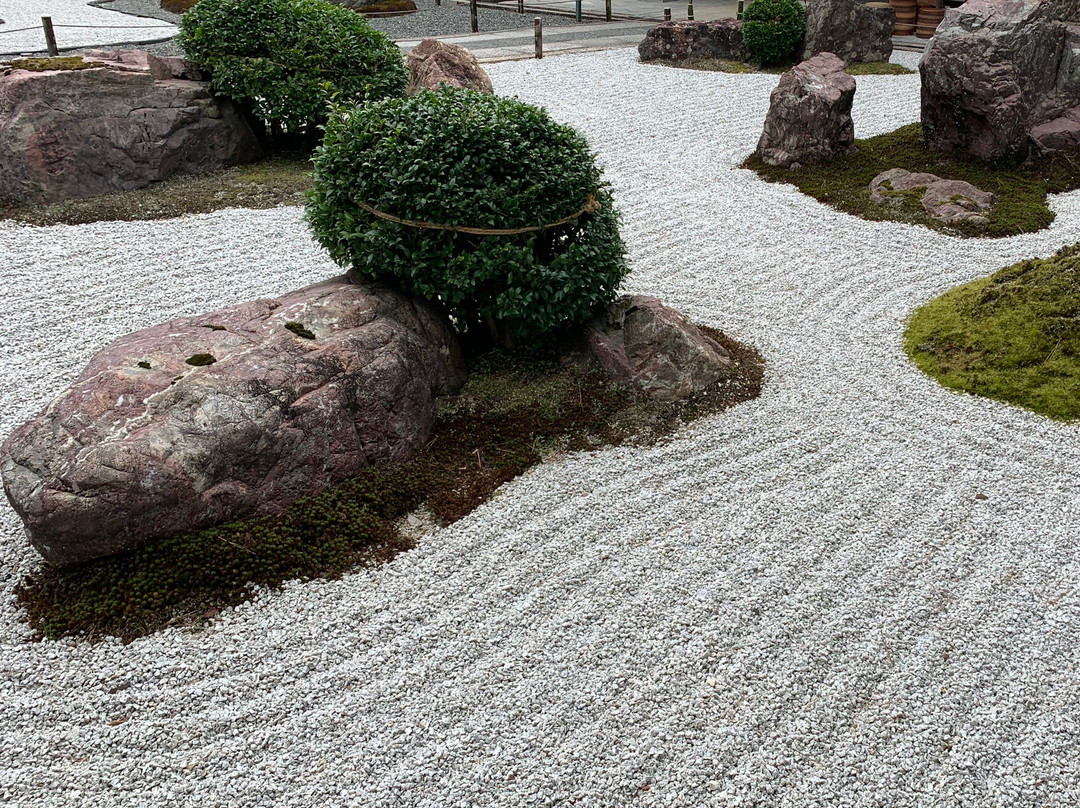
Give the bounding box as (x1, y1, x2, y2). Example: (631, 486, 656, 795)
(354, 194, 600, 236)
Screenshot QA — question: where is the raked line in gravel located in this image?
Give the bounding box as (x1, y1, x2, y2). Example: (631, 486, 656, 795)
(1, 49, 1079, 807)
(0, 1, 176, 55)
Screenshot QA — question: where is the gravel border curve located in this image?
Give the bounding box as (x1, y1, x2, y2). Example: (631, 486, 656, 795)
(2, 48, 1080, 807)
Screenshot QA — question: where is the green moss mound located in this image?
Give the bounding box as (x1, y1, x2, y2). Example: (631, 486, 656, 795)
(18, 337, 764, 642)
(3, 57, 103, 72)
(306, 88, 629, 342)
(178, 0, 407, 137)
(744, 123, 1080, 238)
(906, 244, 1080, 420)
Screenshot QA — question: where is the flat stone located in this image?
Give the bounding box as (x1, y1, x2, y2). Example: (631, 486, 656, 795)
(869, 168, 995, 224)
(0, 277, 466, 566)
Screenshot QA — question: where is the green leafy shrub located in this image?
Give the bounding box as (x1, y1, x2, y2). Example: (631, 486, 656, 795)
(742, 0, 806, 67)
(306, 88, 629, 341)
(178, 0, 407, 136)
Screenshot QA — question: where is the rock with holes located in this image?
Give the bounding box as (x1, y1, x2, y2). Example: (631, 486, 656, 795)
(406, 39, 493, 95)
(801, 0, 894, 65)
(637, 19, 747, 63)
(0, 50, 259, 204)
(0, 277, 466, 566)
(869, 168, 995, 223)
(921, 0, 1080, 161)
(579, 296, 734, 402)
(755, 52, 857, 169)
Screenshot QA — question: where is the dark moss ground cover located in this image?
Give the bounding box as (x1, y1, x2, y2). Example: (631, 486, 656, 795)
(906, 244, 1080, 420)
(0, 156, 313, 227)
(743, 123, 1080, 238)
(19, 332, 764, 642)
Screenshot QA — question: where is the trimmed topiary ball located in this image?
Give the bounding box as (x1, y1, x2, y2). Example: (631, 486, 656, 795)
(742, 0, 806, 67)
(178, 0, 407, 137)
(306, 88, 628, 342)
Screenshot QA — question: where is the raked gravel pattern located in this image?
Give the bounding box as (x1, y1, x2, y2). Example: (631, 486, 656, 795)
(2, 48, 1080, 806)
(0, 0, 176, 56)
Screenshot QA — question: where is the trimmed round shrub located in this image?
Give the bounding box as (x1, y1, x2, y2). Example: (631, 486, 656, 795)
(742, 0, 806, 67)
(178, 0, 407, 135)
(306, 88, 628, 341)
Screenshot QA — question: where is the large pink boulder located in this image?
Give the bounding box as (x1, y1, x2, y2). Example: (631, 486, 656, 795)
(755, 52, 857, 169)
(0, 278, 466, 567)
(0, 50, 260, 204)
(921, 0, 1080, 160)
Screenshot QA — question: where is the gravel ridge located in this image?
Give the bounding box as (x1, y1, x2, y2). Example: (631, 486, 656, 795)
(2, 48, 1080, 806)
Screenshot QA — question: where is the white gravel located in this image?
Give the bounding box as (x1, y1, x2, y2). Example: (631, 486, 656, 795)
(0, 0, 176, 55)
(3, 47, 1080, 806)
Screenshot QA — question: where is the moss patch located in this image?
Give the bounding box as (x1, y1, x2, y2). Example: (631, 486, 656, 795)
(360, 0, 418, 13)
(17, 334, 765, 642)
(185, 353, 216, 366)
(284, 321, 316, 340)
(0, 155, 313, 227)
(743, 123, 1080, 238)
(844, 61, 914, 76)
(906, 244, 1080, 420)
(2, 57, 104, 73)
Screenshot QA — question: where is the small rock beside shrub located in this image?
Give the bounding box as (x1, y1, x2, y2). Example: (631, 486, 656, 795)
(579, 296, 736, 402)
(406, 39, 493, 95)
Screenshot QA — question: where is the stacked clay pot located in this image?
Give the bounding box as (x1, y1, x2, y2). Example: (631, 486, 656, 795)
(889, 0, 917, 35)
(915, 1, 945, 38)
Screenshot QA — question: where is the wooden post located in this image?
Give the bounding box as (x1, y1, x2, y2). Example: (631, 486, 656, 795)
(664, 7, 671, 20)
(687, 1, 694, 20)
(575, 0, 582, 21)
(517, 0, 524, 12)
(605, 0, 612, 20)
(470, 0, 478, 32)
(534, 17, 542, 59)
(737, 0, 743, 18)
(42, 17, 58, 57)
